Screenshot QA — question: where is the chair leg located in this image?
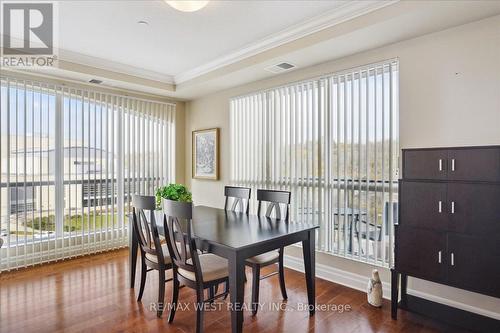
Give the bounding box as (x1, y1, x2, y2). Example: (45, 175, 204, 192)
(208, 286, 215, 303)
(196, 287, 205, 333)
(157, 269, 166, 317)
(223, 280, 229, 300)
(251, 265, 260, 316)
(168, 270, 180, 323)
(137, 257, 147, 302)
(278, 251, 288, 300)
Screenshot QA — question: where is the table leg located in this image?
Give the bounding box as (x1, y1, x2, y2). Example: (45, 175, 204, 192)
(228, 253, 245, 333)
(129, 215, 138, 288)
(302, 230, 316, 316)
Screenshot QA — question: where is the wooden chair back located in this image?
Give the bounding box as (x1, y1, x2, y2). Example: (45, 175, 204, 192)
(163, 200, 202, 283)
(257, 189, 291, 221)
(132, 195, 165, 265)
(224, 186, 251, 214)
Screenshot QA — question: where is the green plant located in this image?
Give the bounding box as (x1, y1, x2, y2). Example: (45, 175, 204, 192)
(155, 183, 192, 208)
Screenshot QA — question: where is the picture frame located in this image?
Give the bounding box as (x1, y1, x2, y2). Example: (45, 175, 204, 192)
(192, 128, 220, 180)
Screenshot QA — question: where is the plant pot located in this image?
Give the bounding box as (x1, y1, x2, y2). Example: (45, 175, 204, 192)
(162, 198, 193, 220)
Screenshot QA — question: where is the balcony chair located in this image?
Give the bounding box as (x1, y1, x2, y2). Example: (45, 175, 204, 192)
(354, 201, 398, 257)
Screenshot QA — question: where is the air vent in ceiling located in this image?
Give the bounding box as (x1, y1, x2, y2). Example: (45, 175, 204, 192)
(88, 79, 103, 84)
(265, 62, 296, 74)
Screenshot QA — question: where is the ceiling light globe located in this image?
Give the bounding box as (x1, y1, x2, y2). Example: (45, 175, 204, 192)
(165, 1, 209, 12)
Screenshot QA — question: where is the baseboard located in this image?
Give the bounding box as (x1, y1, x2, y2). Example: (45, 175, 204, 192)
(408, 289, 500, 321)
(283, 254, 392, 300)
(402, 295, 500, 333)
(283, 254, 500, 321)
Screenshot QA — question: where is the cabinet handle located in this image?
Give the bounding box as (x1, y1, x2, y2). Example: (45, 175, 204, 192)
(451, 253, 455, 266)
(438, 201, 442, 213)
(451, 158, 455, 171)
(438, 251, 442, 264)
(451, 201, 455, 214)
(439, 159, 443, 171)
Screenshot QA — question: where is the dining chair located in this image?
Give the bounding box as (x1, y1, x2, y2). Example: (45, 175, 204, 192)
(132, 194, 174, 317)
(247, 189, 290, 315)
(222, 185, 252, 292)
(163, 199, 230, 333)
(224, 186, 251, 214)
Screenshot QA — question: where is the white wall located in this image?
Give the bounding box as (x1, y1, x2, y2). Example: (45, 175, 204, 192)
(185, 15, 500, 318)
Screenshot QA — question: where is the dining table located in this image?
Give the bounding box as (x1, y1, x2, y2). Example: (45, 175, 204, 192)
(129, 205, 319, 333)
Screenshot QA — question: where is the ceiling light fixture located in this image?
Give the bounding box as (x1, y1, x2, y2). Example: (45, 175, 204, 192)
(137, 20, 149, 26)
(165, 1, 209, 12)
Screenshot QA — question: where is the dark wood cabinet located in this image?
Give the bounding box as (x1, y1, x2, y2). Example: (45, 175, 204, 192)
(448, 148, 500, 182)
(447, 233, 500, 298)
(400, 181, 447, 231)
(396, 226, 446, 282)
(395, 226, 421, 277)
(403, 149, 448, 180)
(403, 146, 500, 182)
(393, 146, 500, 320)
(448, 183, 500, 235)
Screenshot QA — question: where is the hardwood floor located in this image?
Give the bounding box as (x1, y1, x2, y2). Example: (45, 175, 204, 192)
(0, 249, 469, 333)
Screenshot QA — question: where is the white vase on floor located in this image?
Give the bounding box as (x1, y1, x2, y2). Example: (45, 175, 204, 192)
(367, 269, 383, 307)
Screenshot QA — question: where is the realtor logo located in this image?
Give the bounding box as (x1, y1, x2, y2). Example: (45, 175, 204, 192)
(1, 2, 57, 67)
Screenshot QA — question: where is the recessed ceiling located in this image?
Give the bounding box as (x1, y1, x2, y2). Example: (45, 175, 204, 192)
(4, 0, 500, 100)
(59, 0, 351, 80)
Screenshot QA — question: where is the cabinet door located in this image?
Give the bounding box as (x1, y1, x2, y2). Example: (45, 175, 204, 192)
(403, 149, 448, 180)
(448, 183, 500, 236)
(448, 147, 500, 182)
(400, 181, 448, 231)
(396, 227, 446, 282)
(447, 233, 500, 298)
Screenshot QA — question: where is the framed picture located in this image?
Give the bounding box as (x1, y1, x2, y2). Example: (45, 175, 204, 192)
(192, 128, 220, 180)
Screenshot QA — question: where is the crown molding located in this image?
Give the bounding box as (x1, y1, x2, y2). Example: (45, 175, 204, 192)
(2, 1, 398, 91)
(174, 0, 399, 84)
(59, 49, 176, 84)
(0, 67, 181, 104)
(0, 37, 175, 84)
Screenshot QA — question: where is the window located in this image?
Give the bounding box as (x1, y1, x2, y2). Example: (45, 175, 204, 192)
(230, 59, 399, 267)
(10, 187, 36, 214)
(0, 75, 176, 271)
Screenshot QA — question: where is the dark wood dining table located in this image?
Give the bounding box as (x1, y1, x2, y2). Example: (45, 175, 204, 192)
(129, 205, 319, 333)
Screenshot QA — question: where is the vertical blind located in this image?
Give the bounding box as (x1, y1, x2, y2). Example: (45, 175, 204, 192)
(230, 59, 399, 267)
(0, 75, 176, 271)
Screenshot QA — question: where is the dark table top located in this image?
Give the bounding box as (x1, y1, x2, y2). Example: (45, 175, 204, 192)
(150, 205, 319, 251)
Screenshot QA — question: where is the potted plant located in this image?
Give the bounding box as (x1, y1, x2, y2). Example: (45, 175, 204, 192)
(156, 183, 193, 216)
